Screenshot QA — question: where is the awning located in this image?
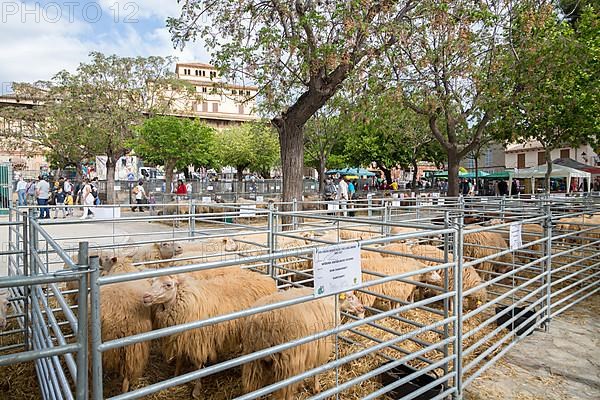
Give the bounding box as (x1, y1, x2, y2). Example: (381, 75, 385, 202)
(510, 164, 591, 194)
(325, 167, 376, 177)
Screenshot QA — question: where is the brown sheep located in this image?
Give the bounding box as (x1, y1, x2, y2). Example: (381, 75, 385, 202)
(463, 230, 512, 280)
(241, 287, 365, 400)
(487, 219, 545, 259)
(93, 278, 152, 393)
(143, 270, 277, 399)
(357, 257, 442, 312)
(379, 243, 413, 257)
(410, 245, 487, 310)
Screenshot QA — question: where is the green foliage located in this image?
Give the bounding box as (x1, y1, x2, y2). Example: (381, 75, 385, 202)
(216, 122, 280, 178)
(130, 116, 217, 179)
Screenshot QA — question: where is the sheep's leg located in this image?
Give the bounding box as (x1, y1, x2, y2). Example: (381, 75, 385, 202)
(313, 375, 321, 393)
(174, 357, 183, 376)
(121, 376, 130, 393)
(192, 379, 202, 399)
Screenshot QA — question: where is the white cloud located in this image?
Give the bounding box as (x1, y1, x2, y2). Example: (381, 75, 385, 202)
(0, 2, 210, 88)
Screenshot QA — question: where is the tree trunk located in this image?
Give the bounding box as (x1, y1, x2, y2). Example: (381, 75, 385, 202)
(318, 156, 326, 194)
(411, 158, 419, 192)
(379, 165, 392, 185)
(106, 157, 116, 204)
(276, 121, 304, 213)
(165, 160, 175, 193)
(474, 156, 479, 195)
(237, 166, 245, 182)
(447, 149, 460, 197)
(544, 151, 553, 194)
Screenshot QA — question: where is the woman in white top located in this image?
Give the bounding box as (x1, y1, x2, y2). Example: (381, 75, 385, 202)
(132, 181, 146, 212)
(80, 179, 94, 219)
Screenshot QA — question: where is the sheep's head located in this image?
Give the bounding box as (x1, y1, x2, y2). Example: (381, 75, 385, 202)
(339, 292, 365, 319)
(223, 238, 238, 252)
(464, 291, 487, 311)
(143, 275, 179, 306)
(420, 270, 443, 286)
(98, 256, 118, 272)
(300, 231, 315, 244)
(157, 242, 183, 259)
(0, 289, 10, 330)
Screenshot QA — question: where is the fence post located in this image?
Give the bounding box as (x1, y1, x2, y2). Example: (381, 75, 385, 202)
(453, 215, 465, 399)
(75, 242, 89, 400)
(21, 211, 30, 351)
(543, 204, 553, 332)
(367, 194, 373, 218)
(381, 200, 390, 236)
(292, 197, 298, 230)
(442, 210, 451, 381)
(189, 198, 196, 238)
(267, 204, 275, 278)
(89, 255, 103, 400)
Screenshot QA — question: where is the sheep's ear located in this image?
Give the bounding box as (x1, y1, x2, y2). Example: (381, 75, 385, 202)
(111, 257, 118, 263)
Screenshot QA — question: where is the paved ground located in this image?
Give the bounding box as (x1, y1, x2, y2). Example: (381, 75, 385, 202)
(465, 294, 600, 400)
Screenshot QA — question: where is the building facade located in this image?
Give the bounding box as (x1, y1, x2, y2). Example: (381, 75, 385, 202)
(461, 143, 506, 173)
(505, 141, 599, 169)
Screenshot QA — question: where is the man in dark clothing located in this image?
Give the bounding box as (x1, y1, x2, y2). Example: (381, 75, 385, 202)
(498, 180, 508, 196)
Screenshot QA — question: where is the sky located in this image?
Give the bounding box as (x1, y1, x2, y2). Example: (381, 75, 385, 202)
(0, 0, 211, 92)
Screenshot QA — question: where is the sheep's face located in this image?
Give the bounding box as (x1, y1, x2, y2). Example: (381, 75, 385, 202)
(223, 238, 238, 252)
(158, 242, 183, 259)
(300, 231, 315, 244)
(143, 276, 178, 306)
(339, 292, 365, 319)
(98, 256, 118, 272)
(0, 290, 10, 330)
(420, 270, 443, 286)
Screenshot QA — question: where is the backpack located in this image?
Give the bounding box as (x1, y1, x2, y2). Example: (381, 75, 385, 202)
(91, 185, 98, 198)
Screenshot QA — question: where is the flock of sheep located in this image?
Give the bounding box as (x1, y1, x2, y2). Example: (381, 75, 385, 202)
(1, 210, 598, 399)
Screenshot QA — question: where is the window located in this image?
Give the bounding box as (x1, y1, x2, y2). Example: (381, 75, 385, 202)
(212, 102, 219, 113)
(201, 102, 208, 112)
(537, 151, 545, 165)
(182, 68, 191, 75)
(238, 104, 244, 114)
(195, 70, 199, 76)
(202, 87, 207, 93)
(467, 158, 475, 169)
(202, 70, 206, 77)
(210, 71, 216, 78)
(560, 148, 570, 159)
(232, 89, 237, 95)
(246, 90, 251, 96)
(485, 148, 493, 167)
(191, 101, 197, 111)
(517, 153, 526, 168)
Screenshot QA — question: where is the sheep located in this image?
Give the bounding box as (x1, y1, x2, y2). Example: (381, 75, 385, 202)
(487, 219, 545, 259)
(379, 242, 413, 257)
(93, 278, 153, 394)
(357, 257, 442, 312)
(410, 245, 487, 310)
(0, 288, 10, 330)
(143, 270, 277, 399)
(241, 287, 365, 400)
(463, 230, 512, 280)
(338, 228, 379, 241)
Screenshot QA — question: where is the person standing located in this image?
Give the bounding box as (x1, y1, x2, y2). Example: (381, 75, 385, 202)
(338, 177, 349, 216)
(35, 175, 50, 219)
(26, 179, 36, 205)
(80, 179, 94, 219)
(53, 187, 66, 219)
(347, 180, 356, 200)
(132, 181, 146, 212)
(16, 176, 27, 206)
(185, 181, 193, 199)
(175, 179, 187, 203)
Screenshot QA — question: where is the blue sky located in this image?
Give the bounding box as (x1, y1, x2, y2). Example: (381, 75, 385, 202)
(0, 0, 210, 89)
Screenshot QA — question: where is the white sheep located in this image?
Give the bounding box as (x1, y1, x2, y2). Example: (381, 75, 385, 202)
(143, 270, 277, 399)
(463, 230, 512, 280)
(241, 287, 365, 399)
(0, 289, 10, 330)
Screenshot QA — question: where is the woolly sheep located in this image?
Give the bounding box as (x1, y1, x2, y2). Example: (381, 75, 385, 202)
(143, 270, 277, 399)
(358, 257, 442, 312)
(338, 228, 379, 241)
(93, 279, 152, 394)
(463, 230, 512, 280)
(487, 219, 545, 257)
(241, 287, 365, 400)
(0, 288, 10, 330)
(410, 245, 487, 310)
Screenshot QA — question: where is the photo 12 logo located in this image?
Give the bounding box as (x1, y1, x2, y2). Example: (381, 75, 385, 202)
(1, 1, 139, 24)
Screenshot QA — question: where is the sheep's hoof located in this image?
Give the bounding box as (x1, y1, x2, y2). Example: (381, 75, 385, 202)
(192, 380, 202, 399)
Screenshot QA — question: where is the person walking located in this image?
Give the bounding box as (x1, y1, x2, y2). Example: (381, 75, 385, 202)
(16, 176, 27, 206)
(80, 179, 94, 219)
(53, 187, 66, 219)
(338, 177, 349, 216)
(35, 175, 50, 219)
(132, 180, 146, 212)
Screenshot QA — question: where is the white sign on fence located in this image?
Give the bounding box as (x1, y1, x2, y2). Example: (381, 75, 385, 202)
(481, 197, 488, 203)
(392, 200, 401, 207)
(438, 198, 445, 205)
(510, 222, 523, 249)
(313, 242, 362, 298)
(114, 185, 121, 191)
(207, 185, 214, 191)
(327, 202, 339, 211)
(256, 195, 264, 202)
(201, 196, 212, 204)
(240, 204, 257, 217)
(275, 186, 281, 190)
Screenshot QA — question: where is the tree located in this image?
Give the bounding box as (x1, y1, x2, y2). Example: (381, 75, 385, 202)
(386, 0, 508, 196)
(304, 109, 344, 193)
(130, 116, 217, 187)
(168, 1, 417, 210)
(495, 3, 599, 192)
(216, 122, 280, 181)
